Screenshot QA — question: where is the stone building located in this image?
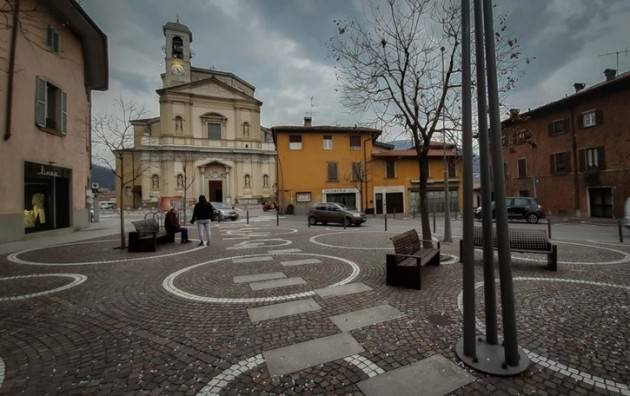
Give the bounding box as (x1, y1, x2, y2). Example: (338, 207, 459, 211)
(0, 0, 108, 242)
(117, 21, 275, 209)
(502, 69, 630, 218)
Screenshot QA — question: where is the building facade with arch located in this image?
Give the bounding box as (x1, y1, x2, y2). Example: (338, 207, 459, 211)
(116, 21, 275, 209)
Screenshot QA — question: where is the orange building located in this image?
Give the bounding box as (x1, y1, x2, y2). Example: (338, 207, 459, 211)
(272, 118, 462, 215)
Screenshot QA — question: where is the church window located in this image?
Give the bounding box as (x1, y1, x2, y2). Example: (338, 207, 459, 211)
(208, 123, 221, 140)
(243, 122, 250, 137)
(263, 174, 269, 188)
(244, 174, 251, 188)
(172, 36, 184, 59)
(151, 175, 160, 190)
(175, 116, 183, 131)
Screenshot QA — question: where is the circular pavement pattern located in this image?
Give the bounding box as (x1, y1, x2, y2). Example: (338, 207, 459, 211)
(162, 252, 360, 303)
(510, 241, 630, 265)
(459, 277, 630, 393)
(0, 274, 87, 301)
(7, 239, 205, 266)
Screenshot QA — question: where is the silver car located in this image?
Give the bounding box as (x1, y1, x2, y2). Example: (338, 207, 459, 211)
(211, 202, 239, 221)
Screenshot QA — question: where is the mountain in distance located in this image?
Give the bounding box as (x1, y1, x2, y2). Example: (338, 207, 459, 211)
(91, 164, 115, 190)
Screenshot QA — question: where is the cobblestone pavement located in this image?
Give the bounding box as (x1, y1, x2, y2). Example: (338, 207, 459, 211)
(1, 217, 629, 395)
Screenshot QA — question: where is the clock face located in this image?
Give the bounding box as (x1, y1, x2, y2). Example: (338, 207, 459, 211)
(170, 61, 185, 76)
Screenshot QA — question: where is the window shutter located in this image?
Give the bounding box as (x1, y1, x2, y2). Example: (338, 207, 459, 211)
(564, 152, 571, 172)
(563, 118, 569, 133)
(547, 122, 554, 136)
(597, 147, 605, 169)
(60, 91, 67, 134)
(46, 26, 53, 48)
(596, 109, 604, 126)
(578, 149, 585, 171)
(327, 162, 337, 180)
(577, 114, 584, 129)
(550, 155, 556, 175)
(35, 77, 47, 127)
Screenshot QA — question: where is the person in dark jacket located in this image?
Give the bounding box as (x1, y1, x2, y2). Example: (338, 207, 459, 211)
(164, 208, 190, 243)
(191, 195, 214, 246)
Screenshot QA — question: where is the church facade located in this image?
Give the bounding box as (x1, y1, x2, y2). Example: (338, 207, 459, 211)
(116, 21, 276, 209)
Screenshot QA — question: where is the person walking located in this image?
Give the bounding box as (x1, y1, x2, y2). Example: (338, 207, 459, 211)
(191, 195, 214, 247)
(165, 207, 190, 243)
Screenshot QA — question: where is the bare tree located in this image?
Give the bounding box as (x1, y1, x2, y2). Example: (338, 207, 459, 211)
(330, 0, 527, 244)
(92, 97, 147, 249)
(178, 152, 197, 224)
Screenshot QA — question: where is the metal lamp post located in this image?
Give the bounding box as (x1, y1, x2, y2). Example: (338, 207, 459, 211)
(441, 46, 453, 243)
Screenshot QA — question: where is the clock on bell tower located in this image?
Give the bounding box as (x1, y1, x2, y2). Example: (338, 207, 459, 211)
(162, 20, 192, 88)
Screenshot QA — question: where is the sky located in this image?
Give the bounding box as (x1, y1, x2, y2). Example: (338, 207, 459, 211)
(83, 0, 630, 142)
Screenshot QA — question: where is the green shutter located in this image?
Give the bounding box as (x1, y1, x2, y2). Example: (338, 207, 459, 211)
(60, 91, 67, 134)
(35, 77, 47, 127)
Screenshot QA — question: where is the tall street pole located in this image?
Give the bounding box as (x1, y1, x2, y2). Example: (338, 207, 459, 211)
(460, 0, 476, 360)
(473, 0, 497, 346)
(441, 46, 452, 243)
(483, 0, 526, 369)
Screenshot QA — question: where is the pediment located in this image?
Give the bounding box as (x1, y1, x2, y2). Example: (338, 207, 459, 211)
(167, 78, 257, 102)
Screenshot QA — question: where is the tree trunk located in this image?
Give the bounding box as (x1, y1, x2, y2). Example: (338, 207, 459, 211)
(417, 154, 432, 248)
(118, 157, 126, 249)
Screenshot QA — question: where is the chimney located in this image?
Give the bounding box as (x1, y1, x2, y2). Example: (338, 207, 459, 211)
(304, 116, 312, 128)
(573, 83, 585, 93)
(604, 68, 616, 81)
(509, 108, 520, 119)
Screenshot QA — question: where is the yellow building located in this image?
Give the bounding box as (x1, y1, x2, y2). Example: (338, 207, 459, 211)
(272, 118, 462, 215)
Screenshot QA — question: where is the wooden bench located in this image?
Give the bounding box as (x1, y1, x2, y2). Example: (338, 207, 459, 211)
(459, 226, 557, 271)
(386, 229, 441, 290)
(128, 216, 174, 253)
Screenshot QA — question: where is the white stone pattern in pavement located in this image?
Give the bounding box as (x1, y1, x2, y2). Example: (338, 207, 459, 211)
(343, 354, 385, 378)
(457, 278, 630, 394)
(196, 354, 265, 396)
(0, 274, 87, 301)
(508, 241, 630, 265)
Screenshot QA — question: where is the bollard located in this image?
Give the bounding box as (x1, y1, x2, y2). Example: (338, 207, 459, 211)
(276, 208, 279, 227)
(619, 219, 624, 243)
(547, 218, 552, 239)
(433, 212, 437, 231)
(246, 209, 249, 225)
(384, 212, 388, 232)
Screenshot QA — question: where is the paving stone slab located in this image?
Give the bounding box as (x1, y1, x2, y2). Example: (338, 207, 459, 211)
(249, 277, 306, 291)
(268, 249, 302, 254)
(315, 282, 372, 298)
(247, 298, 321, 322)
(329, 304, 404, 332)
(280, 258, 322, 267)
(232, 256, 274, 264)
(263, 333, 364, 377)
(233, 272, 286, 284)
(357, 354, 475, 396)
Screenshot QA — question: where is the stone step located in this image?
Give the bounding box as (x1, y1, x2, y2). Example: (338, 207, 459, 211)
(329, 304, 404, 332)
(263, 333, 364, 377)
(315, 282, 372, 298)
(357, 354, 475, 396)
(247, 298, 321, 323)
(233, 272, 286, 284)
(249, 277, 306, 291)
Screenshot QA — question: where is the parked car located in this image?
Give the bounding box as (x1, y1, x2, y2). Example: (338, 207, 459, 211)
(262, 201, 276, 211)
(474, 197, 545, 224)
(624, 197, 630, 228)
(211, 202, 239, 221)
(308, 202, 366, 226)
(99, 201, 115, 210)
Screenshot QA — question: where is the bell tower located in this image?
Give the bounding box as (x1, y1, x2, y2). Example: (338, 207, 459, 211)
(162, 20, 192, 87)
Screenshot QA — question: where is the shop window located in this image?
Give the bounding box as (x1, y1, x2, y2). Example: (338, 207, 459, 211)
(46, 26, 60, 53)
(35, 77, 67, 134)
(323, 135, 333, 150)
(289, 135, 302, 150)
(152, 174, 160, 190)
(350, 135, 361, 150)
(244, 174, 251, 188)
(263, 174, 269, 188)
(24, 162, 70, 233)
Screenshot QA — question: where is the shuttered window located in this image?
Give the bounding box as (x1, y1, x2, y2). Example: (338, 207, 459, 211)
(517, 158, 527, 178)
(289, 135, 302, 150)
(327, 162, 338, 181)
(46, 26, 60, 53)
(548, 119, 568, 136)
(550, 152, 571, 175)
(385, 160, 396, 178)
(35, 77, 47, 128)
(351, 162, 362, 181)
(579, 147, 605, 171)
(349, 135, 361, 150)
(35, 77, 67, 135)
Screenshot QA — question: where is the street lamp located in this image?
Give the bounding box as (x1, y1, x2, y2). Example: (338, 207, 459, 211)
(441, 46, 452, 243)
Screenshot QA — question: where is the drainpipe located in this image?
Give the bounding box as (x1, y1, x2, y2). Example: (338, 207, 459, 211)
(570, 106, 580, 216)
(363, 136, 369, 213)
(3, 0, 20, 141)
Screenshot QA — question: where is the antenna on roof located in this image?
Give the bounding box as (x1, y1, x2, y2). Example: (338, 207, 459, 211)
(598, 46, 629, 71)
(305, 96, 318, 118)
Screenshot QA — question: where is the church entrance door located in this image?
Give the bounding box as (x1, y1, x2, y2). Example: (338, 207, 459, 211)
(209, 180, 223, 202)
